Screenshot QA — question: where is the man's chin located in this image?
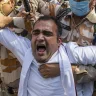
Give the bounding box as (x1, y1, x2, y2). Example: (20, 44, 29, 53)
(36, 59, 47, 63)
(35, 56, 49, 63)
(34, 52, 52, 63)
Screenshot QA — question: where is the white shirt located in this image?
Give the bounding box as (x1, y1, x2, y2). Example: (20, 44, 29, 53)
(27, 51, 64, 96)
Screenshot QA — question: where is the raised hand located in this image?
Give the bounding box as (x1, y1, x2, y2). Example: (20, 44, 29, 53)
(0, 13, 13, 28)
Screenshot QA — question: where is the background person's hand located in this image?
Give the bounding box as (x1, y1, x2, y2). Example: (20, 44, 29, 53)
(0, 13, 13, 28)
(20, 11, 36, 22)
(38, 63, 60, 78)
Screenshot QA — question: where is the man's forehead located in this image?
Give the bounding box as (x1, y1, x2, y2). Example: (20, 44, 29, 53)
(34, 20, 56, 27)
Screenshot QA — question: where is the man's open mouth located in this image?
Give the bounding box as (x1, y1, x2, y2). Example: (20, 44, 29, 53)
(36, 44, 46, 55)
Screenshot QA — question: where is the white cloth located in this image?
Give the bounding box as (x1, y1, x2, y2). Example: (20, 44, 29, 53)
(58, 44, 76, 96)
(0, 46, 21, 85)
(65, 42, 96, 65)
(65, 42, 96, 96)
(27, 52, 64, 96)
(27, 46, 76, 96)
(0, 28, 96, 96)
(76, 81, 93, 96)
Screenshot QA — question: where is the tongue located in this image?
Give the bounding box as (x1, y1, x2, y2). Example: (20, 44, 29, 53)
(38, 48, 45, 52)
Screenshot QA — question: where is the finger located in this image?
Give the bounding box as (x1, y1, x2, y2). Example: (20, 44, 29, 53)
(39, 64, 46, 69)
(39, 68, 49, 74)
(39, 69, 52, 78)
(30, 18, 35, 21)
(22, 11, 29, 15)
(39, 67, 50, 73)
(40, 72, 49, 77)
(29, 12, 35, 16)
(39, 69, 49, 76)
(39, 69, 45, 73)
(43, 75, 49, 78)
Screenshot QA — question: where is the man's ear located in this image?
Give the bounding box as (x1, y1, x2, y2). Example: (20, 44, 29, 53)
(89, 0, 96, 10)
(58, 38, 62, 46)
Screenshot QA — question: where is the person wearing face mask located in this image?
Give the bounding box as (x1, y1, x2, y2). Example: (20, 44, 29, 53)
(69, 0, 90, 17)
(19, 0, 96, 96)
(67, 1, 96, 96)
(0, 0, 96, 96)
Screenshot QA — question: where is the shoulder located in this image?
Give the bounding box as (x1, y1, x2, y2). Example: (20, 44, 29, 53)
(86, 9, 96, 23)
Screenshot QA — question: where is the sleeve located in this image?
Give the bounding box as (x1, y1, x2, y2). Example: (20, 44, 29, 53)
(0, 28, 31, 65)
(65, 42, 96, 66)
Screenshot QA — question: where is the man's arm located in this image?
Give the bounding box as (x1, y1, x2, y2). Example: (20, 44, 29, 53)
(39, 42, 96, 78)
(65, 42, 96, 65)
(0, 28, 31, 65)
(0, 13, 25, 29)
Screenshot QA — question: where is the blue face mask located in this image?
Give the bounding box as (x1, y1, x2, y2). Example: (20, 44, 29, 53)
(69, 0, 90, 16)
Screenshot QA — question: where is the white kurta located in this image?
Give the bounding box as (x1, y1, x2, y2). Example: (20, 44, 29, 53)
(27, 52, 64, 96)
(0, 28, 96, 96)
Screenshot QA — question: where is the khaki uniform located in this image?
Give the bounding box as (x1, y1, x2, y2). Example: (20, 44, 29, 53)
(0, 45, 21, 87)
(59, 9, 96, 46)
(0, 1, 32, 95)
(28, 0, 96, 45)
(28, 0, 96, 80)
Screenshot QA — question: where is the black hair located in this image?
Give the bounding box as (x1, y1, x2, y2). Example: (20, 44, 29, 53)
(33, 15, 62, 38)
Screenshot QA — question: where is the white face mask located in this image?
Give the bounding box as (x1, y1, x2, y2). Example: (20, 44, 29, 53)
(69, 0, 90, 16)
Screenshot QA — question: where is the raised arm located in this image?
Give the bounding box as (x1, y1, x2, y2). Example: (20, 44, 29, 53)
(0, 12, 25, 27)
(0, 28, 31, 65)
(65, 42, 96, 65)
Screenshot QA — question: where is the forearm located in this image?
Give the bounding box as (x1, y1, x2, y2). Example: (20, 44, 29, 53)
(0, 28, 31, 64)
(0, 13, 25, 29)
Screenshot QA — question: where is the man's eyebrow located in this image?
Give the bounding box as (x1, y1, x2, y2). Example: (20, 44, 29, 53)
(43, 30, 52, 33)
(33, 29, 52, 33)
(33, 29, 40, 32)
